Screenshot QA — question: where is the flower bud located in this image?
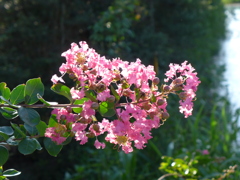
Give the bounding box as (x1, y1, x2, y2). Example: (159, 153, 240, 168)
(60, 115, 66, 121)
(92, 124, 100, 133)
(107, 95, 115, 103)
(79, 118, 89, 124)
(163, 85, 170, 92)
(91, 102, 99, 109)
(73, 114, 80, 121)
(148, 111, 157, 119)
(86, 132, 95, 138)
(173, 78, 183, 85)
(161, 112, 169, 120)
(157, 99, 165, 106)
(65, 106, 72, 113)
(142, 103, 151, 110)
(179, 92, 188, 100)
(96, 83, 106, 92)
(153, 77, 160, 85)
(172, 84, 183, 91)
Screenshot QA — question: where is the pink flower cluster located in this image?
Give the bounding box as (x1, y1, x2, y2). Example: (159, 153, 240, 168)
(45, 41, 200, 153)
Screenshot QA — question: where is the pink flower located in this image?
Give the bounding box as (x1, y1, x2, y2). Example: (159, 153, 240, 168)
(97, 89, 111, 102)
(201, 149, 210, 155)
(45, 127, 67, 145)
(94, 140, 106, 149)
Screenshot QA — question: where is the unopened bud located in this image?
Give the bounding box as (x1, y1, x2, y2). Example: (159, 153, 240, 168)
(96, 83, 106, 92)
(162, 112, 169, 120)
(86, 132, 95, 138)
(79, 118, 89, 124)
(163, 85, 170, 92)
(91, 102, 99, 109)
(172, 84, 183, 91)
(179, 92, 188, 100)
(73, 114, 80, 121)
(65, 106, 72, 113)
(157, 99, 165, 106)
(142, 103, 151, 110)
(173, 78, 183, 85)
(92, 124, 100, 132)
(153, 77, 160, 85)
(107, 95, 115, 103)
(60, 115, 66, 120)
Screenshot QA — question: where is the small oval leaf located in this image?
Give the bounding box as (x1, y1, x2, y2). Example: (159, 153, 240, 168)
(18, 137, 37, 155)
(0, 126, 14, 135)
(51, 83, 72, 103)
(10, 84, 25, 105)
(24, 78, 44, 105)
(44, 137, 63, 157)
(18, 107, 40, 127)
(3, 169, 21, 177)
(0, 145, 9, 166)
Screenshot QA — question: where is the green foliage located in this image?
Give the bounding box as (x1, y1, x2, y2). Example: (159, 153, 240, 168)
(0, 0, 237, 180)
(0, 146, 9, 166)
(24, 78, 44, 105)
(51, 83, 73, 103)
(44, 137, 63, 157)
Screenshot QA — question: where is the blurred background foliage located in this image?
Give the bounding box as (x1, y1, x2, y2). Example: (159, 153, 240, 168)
(0, 0, 239, 179)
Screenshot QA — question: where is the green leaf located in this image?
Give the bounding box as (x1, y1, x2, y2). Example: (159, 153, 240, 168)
(24, 78, 44, 105)
(0, 107, 18, 119)
(18, 107, 40, 127)
(0, 82, 10, 104)
(134, 88, 141, 101)
(10, 84, 25, 105)
(0, 145, 9, 166)
(110, 85, 120, 101)
(3, 169, 21, 177)
(73, 98, 89, 113)
(98, 101, 116, 117)
(24, 123, 38, 135)
(33, 138, 42, 150)
(11, 123, 26, 139)
(44, 137, 63, 157)
(18, 137, 37, 155)
(0, 126, 14, 135)
(51, 83, 73, 103)
(48, 114, 58, 127)
(85, 90, 97, 102)
(0, 132, 9, 141)
(36, 121, 47, 136)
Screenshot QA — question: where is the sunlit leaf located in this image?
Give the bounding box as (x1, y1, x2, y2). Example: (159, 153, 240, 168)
(24, 78, 44, 105)
(10, 84, 25, 105)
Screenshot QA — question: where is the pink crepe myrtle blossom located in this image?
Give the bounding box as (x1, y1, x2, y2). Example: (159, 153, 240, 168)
(47, 41, 200, 153)
(45, 126, 67, 145)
